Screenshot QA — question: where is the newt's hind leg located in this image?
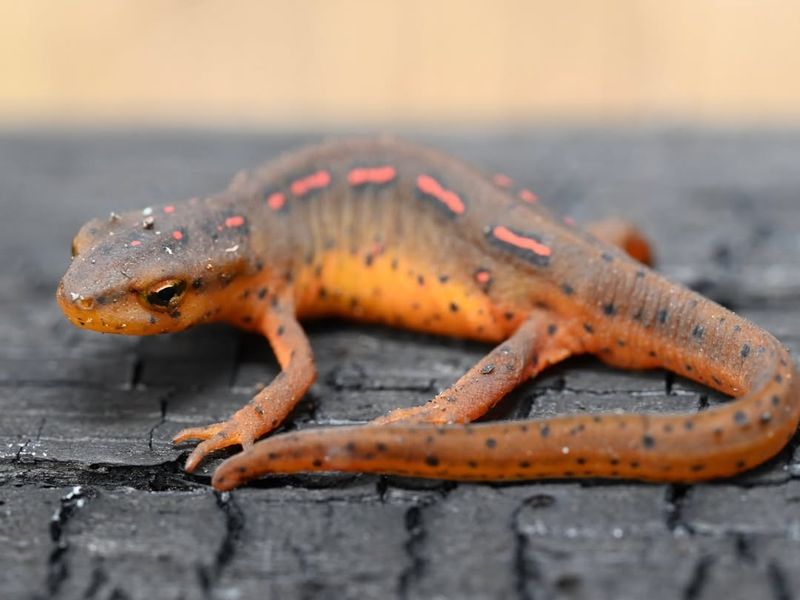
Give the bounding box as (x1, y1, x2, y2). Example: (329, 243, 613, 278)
(585, 218, 654, 266)
(173, 297, 317, 472)
(373, 314, 573, 425)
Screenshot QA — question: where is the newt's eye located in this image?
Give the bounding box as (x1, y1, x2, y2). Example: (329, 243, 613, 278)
(142, 279, 187, 311)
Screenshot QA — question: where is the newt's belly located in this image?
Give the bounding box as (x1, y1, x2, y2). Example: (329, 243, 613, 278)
(294, 250, 521, 342)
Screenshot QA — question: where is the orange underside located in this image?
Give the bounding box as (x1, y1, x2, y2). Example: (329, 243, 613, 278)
(294, 250, 519, 343)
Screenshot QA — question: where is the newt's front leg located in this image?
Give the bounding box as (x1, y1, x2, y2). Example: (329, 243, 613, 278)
(174, 296, 317, 471)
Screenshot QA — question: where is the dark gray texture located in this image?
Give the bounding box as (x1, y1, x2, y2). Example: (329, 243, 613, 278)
(1, 129, 799, 600)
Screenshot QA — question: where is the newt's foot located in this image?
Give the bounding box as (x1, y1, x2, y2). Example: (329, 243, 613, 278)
(173, 406, 264, 472)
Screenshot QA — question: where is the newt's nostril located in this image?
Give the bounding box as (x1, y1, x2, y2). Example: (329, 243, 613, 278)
(77, 296, 94, 310)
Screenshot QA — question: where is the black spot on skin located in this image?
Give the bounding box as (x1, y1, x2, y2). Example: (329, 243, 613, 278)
(467, 460, 479, 468)
(603, 303, 617, 316)
(690, 464, 705, 472)
(485, 438, 497, 448)
(561, 283, 575, 295)
(583, 323, 594, 334)
(648, 350, 657, 358)
(192, 278, 204, 290)
(741, 344, 751, 358)
(733, 325, 741, 333)
(149, 316, 157, 325)
(736, 459, 746, 469)
(633, 309, 644, 321)
(569, 424, 585, 436)
(242, 316, 252, 324)
(258, 288, 267, 299)
(364, 254, 374, 267)
(547, 324, 558, 336)
(601, 252, 614, 262)
(734, 411, 748, 425)
(312, 459, 323, 467)
(642, 435, 655, 448)
(576, 457, 586, 465)
(657, 309, 668, 324)
(481, 364, 495, 375)
(540, 425, 550, 438)
(609, 458, 620, 466)
(425, 455, 440, 467)
(376, 442, 388, 452)
(684, 420, 694, 431)
(592, 416, 602, 423)
(417, 274, 425, 286)
(685, 364, 693, 372)
(345, 442, 357, 453)
(635, 270, 646, 278)
(439, 274, 450, 284)
(276, 325, 284, 336)
(772, 395, 781, 407)
(692, 325, 704, 339)
(318, 287, 328, 299)
(760, 412, 772, 424)
(519, 461, 531, 468)
(449, 302, 459, 313)
(504, 312, 515, 321)
(630, 461, 640, 469)
(775, 374, 783, 384)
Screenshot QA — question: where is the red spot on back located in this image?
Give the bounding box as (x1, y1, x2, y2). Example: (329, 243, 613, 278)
(267, 192, 286, 211)
(416, 174, 465, 215)
(348, 166, 397, 186)
(163, 205, 176, 214)
(493, 225, 551, 257)
(291, 170, 331, 197)
(130, 240, 142, 247)
(563, 216, 576, 226)
(518, 189, 538, 203)
(475, 269, 491, 284)
(172, 230, 183, 241)
(493, 173, 513, 188)
(225, 215, 245, 228)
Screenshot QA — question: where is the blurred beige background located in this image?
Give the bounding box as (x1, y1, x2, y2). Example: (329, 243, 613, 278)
(3, 0, 800, 128)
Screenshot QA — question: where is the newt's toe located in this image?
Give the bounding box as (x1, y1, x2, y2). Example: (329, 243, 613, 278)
(173, 423, 225, 444)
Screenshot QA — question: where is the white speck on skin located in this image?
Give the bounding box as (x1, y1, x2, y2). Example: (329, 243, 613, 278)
(142, 207, 153, 216)
(561, 446, 570, 454)
(165, 247, 173, 255)
(225, 245, 239, 253)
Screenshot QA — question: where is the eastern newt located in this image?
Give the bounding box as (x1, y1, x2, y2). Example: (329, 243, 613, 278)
(57, 137, 799, 491)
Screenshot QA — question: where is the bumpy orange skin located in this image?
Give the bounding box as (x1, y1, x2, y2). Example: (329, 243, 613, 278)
(57, 138, 799, 491)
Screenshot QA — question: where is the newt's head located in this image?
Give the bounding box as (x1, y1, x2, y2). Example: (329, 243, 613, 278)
(57, 200, 255, 335)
